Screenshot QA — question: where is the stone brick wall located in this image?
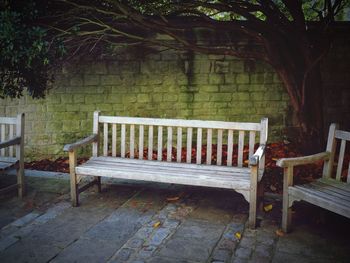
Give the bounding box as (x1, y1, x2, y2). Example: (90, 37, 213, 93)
(0, 50, 290, 160)
(1, 22, 349, 161)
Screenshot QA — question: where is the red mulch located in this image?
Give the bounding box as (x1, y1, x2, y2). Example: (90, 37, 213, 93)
(24, 142, 350, 194)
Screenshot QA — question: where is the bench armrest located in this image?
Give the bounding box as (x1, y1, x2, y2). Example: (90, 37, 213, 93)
(0, 137, 21, 149)
(249, 145, 266, 166)
(276, 152, 330, 168)
(63, 134, 98, 152)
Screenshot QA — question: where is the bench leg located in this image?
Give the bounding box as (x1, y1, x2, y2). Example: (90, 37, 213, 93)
(282, 167, 293, 233)
(282, 194, 292, 233)
(17, 164, 25, 198)
(70, 172, 79, 207)
(94, 176, 101, 193)
(249, 166, 258, 229)
(69, 151, 79, 207)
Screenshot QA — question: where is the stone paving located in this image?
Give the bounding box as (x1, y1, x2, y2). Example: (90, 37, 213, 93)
(0, 172, 349, 263)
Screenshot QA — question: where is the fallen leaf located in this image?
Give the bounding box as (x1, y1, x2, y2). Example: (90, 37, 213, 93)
(235, 232, 241, 240)
(275, 229, 285, 237)
(153, 221, 161, 228)
(272, 158, 279, 161)
(166, 196, 180, 202)
(270, 185, 277, 191)
(263, 204, 273, 212)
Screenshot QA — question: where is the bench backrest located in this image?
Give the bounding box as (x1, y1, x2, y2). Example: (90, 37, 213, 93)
(93, 111, 268, 169)
(0, 114, 25, 160)
(323, 123, 350, 183)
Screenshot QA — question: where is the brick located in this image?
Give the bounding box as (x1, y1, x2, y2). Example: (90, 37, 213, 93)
(70, 75, 83, 86)
(194, 93, 210, 102)
(137, 94, 150, 103)
(101, 75, 122, 85)
(209, 74, 225, 84)
(84, 75, 100, 86)
(210, 93, 232, 102)
(236, 74, 250, 84)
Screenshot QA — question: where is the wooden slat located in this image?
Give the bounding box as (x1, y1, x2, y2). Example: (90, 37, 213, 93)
(186, 128, 193, 163)
(323, 123, 338, 178)
(0, 117, 17, 125)
(293, 185, 350, 208)
(227, 130, 233, 166)
(196, 128, 202, 164)
(336, 139, 346, 181)
(217, 129, 223, 165)
(335, 130, 350, 141)
(99, 116, 262, 131)
(206, 129, 212, 165)
(238, 131, 245, 168)
(249, 131, 256, 158)
(309, 182, 350, 199)
(9, 125, 14, 157)
(103, 123, 108, 156)
(1, 124, 5, 156)
(77, 166, 250, 190)
(92, 156, 251, 174)
(79, 162, 250, 181)
(112, 124, 117, 157)
(157, 126, 163, 161)
(130, 124, 135, 159)
(167, 127, 172, 162)
(177, 127, 182, 163)
(139, 125, 144, 160)
(92, 111, 100, 157)
(121, 124, 126, 158)
(148, 126, 153, 160)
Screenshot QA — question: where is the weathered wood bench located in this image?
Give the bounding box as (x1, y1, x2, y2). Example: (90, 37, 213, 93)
(277, 123, 350, 232)
(0, 113, 25, 197)
(64, 111, 268, 228)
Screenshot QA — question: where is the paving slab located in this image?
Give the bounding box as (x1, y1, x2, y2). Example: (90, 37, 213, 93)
(1, 173, 350, 263)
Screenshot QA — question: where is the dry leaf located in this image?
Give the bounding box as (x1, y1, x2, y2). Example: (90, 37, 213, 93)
(275, 229, 285, 237)
(272, 158, 279, 161)
(235, 232, 241, 240)
(153, 221, 161, 228)
(264, 204, 273, 212)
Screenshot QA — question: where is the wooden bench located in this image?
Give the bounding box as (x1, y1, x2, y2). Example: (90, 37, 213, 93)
(277, 123, 350, 232)
(0, 113, 25, 197)
(64, 111, 268, 228)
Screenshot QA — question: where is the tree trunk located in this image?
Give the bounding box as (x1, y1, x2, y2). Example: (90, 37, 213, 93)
(276, 64, 324, 154)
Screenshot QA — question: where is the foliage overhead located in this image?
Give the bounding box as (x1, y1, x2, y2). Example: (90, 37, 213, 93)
(0, 0, 65, 98)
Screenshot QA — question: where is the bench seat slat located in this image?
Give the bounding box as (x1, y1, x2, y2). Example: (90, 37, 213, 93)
(91, 156, 251, 173)
(76, 160, 251, 191)
(310, 180, 350, 197)
(292, 184, 350, 207)
(288, 187, 350, 218)
(307, 182, 350, 201)
(290, 185, 350, 218)
(82, 160, 250, 179)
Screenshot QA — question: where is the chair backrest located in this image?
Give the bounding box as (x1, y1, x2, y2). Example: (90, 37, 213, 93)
(0, 114, 25, 160)
(323, 123, 350, 183)
(92, 111, 268, 169)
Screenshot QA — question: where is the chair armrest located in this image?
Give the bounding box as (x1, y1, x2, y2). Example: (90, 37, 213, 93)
(249, 145, 266, 166)
(276, 152, 330, 168)
(0, 137, 21, 149)
(63, 134, 98, 152)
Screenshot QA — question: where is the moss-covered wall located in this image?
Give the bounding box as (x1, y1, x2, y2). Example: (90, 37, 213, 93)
(0, 50, 292, 160)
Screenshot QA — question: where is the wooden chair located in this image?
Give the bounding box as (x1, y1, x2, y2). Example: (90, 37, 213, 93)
(277, 123, 350, 232)
(0, 113, 25, 197)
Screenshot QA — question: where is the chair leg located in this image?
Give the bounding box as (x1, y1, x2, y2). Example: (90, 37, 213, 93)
(17, 167, 25, 198)
(70, 172, 79, 207)
(94, 176, 101, 193)
(282, 195, 292, 233)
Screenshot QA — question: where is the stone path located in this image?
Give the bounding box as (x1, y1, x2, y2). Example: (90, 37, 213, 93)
(0, 172, 349, 262)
